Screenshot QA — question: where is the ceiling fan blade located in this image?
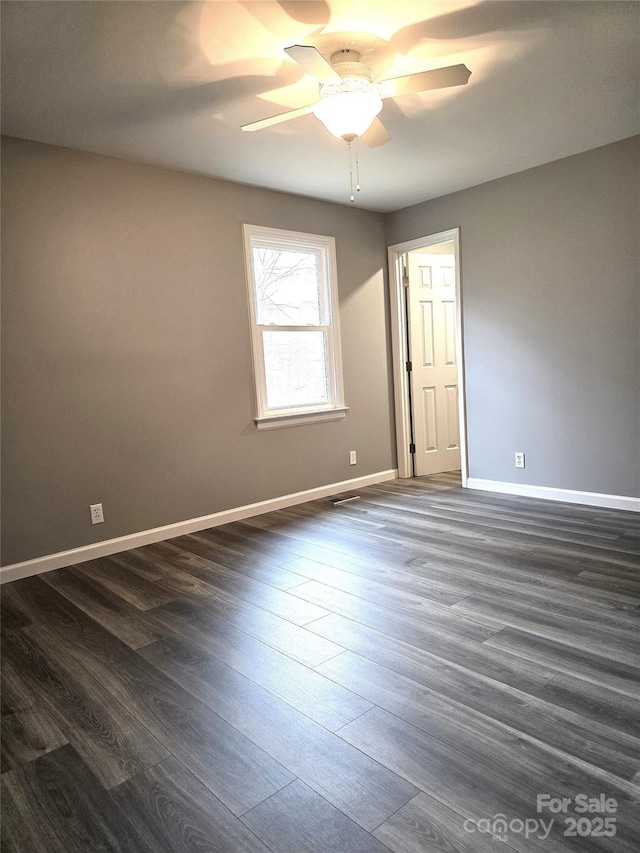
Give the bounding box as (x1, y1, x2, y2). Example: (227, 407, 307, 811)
(361, 117, 391, 148)
(379, 64, 471, 99)
(284, 44, 342, 81)
(241, 104, 314, 132)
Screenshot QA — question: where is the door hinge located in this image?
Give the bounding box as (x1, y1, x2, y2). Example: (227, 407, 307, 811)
(402, 265, 409, 287)
(409, 443, 416, 454)
(405, 361, 412, 372)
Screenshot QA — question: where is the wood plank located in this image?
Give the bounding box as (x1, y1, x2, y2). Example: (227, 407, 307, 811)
(101, 547, 172, 581)
(451, 593, 640, 666)
(338, 707, 640, 853)
(111, 756, 271, 853)
(461, 585, 640, 631)
(576, 570, 640, 597)
(148, 604, 370, 730)
(110, 548, 222, 599)
(394, 490, 623, 534)
(149, 592, 344, 667)
(403, 555, 640, 612)
(189, 524, 296, 566)
(1, 709, 67, 776)
(240, 507, 420, 569)
(318, 650, 640, 782)
(1, 588, 32, 630)
(1, 745, 153, 853)
(374, 792, 508, 853)
(290, 580, 502, 643)
(535, 673, 640, 739)
(241, 779, 391, 852)
(485, 627, 640, 698)
(1, 657, 68, 774)
(347, 488, 640, 571)
(279, 551, 467, 596)
(2, 626, 169, 789)
(236, 511, 387, 552)
(3, 577, 296, 814)
(233, 513, 411, 572)
(141, 545, 329, 625)
(307, 612, 556, 694)
(41, 565, 173, 648)
(364, 496, 625, 548)
(133, 537, 306, 593)
(77, 557, 179, 610)
(273, 554, 468, 606)
(365, 481, 634, 535)
(139, 633, 419, 831)
(24, 618, 295, 815)
(423, 552, 640, 606)
(274, 497, 638, 575)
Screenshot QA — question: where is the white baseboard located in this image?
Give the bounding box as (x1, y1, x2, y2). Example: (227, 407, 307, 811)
(1, 469, 398, 585)
(466, 478, 640, 513)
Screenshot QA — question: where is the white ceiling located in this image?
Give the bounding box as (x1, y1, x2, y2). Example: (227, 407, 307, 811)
(2, 1, 639, 212)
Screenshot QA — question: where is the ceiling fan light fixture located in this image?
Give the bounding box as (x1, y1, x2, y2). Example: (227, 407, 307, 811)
(312, 90, 383, 141)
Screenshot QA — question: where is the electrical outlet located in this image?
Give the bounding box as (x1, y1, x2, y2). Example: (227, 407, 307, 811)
(90, 503, 104, 524)
(349, 450, 357, 466)
(515, 452, 525, 469)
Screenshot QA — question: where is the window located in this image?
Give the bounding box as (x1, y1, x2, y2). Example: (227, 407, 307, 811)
(243, 224, 347, 429)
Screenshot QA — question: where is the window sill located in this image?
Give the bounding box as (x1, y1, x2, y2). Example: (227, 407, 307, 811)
(254, 407, 349, 430)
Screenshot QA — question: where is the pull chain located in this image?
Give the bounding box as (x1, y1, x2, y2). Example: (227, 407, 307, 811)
(348, 141, 355, 203)
(347, 139, 362, 203)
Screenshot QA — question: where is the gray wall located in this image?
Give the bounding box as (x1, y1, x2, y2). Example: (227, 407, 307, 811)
(2, 137, 395, 565)
(386, 136, 640, 497)
(4, 135, 639, 566)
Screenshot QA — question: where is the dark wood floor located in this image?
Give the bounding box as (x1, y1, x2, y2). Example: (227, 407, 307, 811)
(2, 473, 640, 852)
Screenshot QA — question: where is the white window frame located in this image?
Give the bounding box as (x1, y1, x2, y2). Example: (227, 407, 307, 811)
(243, 224, 347, 430)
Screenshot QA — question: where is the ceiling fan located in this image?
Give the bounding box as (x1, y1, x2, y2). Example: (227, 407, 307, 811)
(241, 44, 471, 146)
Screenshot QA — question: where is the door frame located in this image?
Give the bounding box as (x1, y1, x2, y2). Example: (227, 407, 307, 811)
(387, 228, 469, 484)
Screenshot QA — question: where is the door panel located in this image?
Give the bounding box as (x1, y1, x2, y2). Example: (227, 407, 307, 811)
(418, 264, 432, 287)
(420, 302, 435, 367)
(408, 250, 461, 475)
(444, 384, 460, 450)
(443, 301, 457, 365)
(421, 386, 438, 452)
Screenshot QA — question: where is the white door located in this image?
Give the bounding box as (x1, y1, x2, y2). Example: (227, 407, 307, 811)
(407, 249, 461, 475)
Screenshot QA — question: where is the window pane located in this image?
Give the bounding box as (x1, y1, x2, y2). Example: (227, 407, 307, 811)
(253, 247, 321, 325)
(263, 331, 329, 409)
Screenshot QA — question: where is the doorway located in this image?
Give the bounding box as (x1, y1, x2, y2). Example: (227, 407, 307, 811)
(388, 229, 468, 484)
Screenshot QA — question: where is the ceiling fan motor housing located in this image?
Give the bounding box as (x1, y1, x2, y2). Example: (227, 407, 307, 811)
(329, 49, 373, 82)
(320, 50, 380, 102)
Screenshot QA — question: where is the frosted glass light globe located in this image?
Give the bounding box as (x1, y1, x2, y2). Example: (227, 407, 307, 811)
(312, 91, 383, 140)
